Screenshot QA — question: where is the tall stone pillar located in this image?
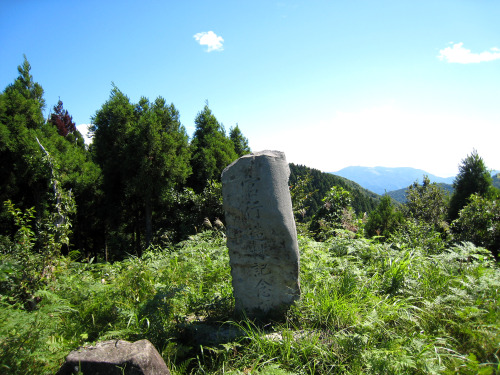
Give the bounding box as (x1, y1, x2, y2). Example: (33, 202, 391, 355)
(221, 150, 300, 319)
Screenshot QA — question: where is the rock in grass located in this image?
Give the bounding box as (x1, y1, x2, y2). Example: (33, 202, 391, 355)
(222, 150, 301, 320)
(56, 339, 170, 375)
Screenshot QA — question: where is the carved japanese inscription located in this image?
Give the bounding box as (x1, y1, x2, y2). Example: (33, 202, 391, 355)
(221, 150, 300, 319)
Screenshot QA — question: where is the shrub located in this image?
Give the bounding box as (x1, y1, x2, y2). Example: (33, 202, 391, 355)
(365, 195, 404, 240)
(451, 193, 500, 259)
(309, 186, 360, 240)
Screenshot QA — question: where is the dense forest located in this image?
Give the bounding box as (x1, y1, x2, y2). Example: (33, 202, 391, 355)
(0, 57, 251, 261)
(1, 58, 499, 374)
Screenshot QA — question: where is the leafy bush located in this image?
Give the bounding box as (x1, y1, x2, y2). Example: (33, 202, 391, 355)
(309, 186, 362, 241)
(160, 180, 225, 244)
(389, 219, 447, 255)
(365, 195, 404, 240)
(451, 193, 500, 259)
(289, 171, 315, 223)
(404, 175, 448, 230)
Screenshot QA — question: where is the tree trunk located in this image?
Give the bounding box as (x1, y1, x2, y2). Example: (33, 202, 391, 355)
(145, 199, 152, 250)
(105, 238, 108, 263)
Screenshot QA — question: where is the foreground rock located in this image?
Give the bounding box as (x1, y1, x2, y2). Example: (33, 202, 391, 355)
(221, 150, 300, 320)
(57, 339, 170, 375)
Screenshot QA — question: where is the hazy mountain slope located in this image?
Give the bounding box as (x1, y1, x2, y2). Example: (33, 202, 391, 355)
(332, 166, 455, 195)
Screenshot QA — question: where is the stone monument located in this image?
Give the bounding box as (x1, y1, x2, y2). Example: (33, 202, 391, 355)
(221, 150, 300, 319)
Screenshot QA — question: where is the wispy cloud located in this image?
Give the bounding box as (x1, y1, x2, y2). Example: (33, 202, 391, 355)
(193, 31, 224, 52)
(438, 42, 500, 63)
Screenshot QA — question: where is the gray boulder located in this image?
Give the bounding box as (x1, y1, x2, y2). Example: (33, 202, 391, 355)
(57, 339, 170, 375)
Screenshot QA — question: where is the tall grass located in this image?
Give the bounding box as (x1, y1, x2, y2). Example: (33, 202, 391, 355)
(0, 231, 498, 374)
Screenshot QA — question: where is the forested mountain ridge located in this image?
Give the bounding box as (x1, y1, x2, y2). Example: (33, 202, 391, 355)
(289, 163, 380, 219)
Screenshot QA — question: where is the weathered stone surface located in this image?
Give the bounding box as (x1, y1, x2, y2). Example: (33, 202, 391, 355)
(221, 150, 300, 319)
(57, 339, 170, 375)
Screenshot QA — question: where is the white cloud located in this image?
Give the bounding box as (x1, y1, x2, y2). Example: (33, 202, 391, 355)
(76, 124, 93, 145)
(193, 31, 224, 52)
(438, 42, 500, 63)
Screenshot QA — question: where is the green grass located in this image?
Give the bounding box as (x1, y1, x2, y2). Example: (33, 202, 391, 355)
(1, 231, 499, 374)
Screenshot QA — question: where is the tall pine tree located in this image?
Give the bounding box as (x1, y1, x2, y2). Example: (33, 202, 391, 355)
(49, 100, 76, 137)
(48, 99, 85, 148)
(448, 150, 493, 221)
(0, 56, 49, 217)
(229, 124, 250, 157)
(91, 87, 191, 254)
(130, 96, 191, 246)
(188, 105, 238, 192)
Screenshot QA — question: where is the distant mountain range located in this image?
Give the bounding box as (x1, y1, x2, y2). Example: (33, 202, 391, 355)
(331, 167, 500, 203)
(331, 166, 455, 195)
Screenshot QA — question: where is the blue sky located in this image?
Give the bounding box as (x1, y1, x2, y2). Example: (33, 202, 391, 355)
(1, 0, 498, 177)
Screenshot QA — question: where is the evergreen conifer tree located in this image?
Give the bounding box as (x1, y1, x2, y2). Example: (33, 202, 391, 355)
(0, 56, 49, 217)
(448, 150, 493, 221)
(48, 100, 85, 148)
(229, 124, 250, 157)
(91, 87, 191, 253)
(188, 105, 238, 192)
(365, 195, 404, 240)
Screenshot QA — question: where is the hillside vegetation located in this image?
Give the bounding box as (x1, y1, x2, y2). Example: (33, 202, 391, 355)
(1, 231, 499, 374)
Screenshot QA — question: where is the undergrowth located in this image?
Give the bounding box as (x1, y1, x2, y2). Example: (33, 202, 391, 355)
(0, 231, 499, 374)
